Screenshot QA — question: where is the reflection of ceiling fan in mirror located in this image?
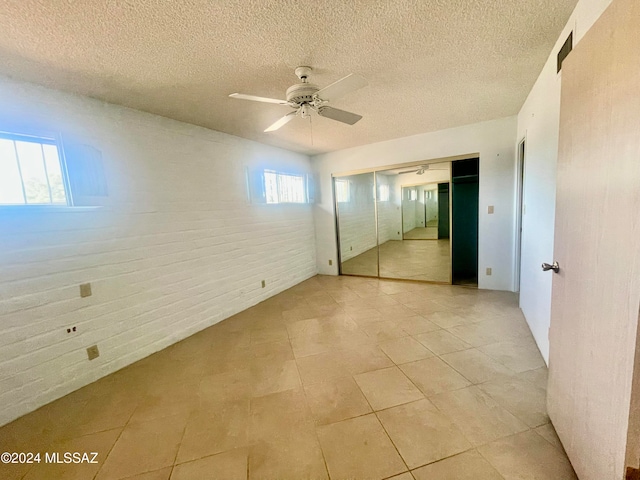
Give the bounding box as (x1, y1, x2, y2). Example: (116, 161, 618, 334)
(229, 66, 368, 132)
(398, 164, 449, 175)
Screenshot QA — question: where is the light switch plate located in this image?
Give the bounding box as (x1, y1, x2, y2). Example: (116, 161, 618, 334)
(488, 205, 495, 214)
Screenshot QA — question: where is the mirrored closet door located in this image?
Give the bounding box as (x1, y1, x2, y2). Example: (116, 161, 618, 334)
(377, 162, 451, 283)
(335, 161, 455, 284)
(335, 172, 379, 277)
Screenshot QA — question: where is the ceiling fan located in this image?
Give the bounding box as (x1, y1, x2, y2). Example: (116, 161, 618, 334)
(229, 66, 367, 133)
(398, 165, 448, 175)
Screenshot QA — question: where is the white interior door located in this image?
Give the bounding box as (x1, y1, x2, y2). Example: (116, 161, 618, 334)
(546, 0, 640, 479)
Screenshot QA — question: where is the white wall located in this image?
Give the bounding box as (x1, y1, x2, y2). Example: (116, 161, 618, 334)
(0, 76, 316, 426)
(402, 187, 417, 233)
(426, 187, 438, 224)
(414, 186, 425, 229)
(375, 174, 400, 244)
(313, 116, 517, 291)
(516, 0, 613, 363)
(335, 173, 377, 262)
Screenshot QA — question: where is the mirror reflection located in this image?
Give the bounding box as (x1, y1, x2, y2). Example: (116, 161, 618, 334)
(336, 172, 378, 277)
(378, 162, 451, 282)
(402, 185, 439, 239)
(335, 162, 452, 283)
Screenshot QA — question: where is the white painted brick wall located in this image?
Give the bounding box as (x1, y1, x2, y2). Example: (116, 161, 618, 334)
(402, 188, 417, 233)
(375, 174, 401, 244)
(335, 174, 377, 262)
(0, 77, 317, 426)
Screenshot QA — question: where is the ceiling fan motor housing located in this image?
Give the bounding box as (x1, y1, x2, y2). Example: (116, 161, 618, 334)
(286, 83, 320, 105)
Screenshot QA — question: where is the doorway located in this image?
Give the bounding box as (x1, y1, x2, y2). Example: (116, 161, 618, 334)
(451, 158, 479, 286)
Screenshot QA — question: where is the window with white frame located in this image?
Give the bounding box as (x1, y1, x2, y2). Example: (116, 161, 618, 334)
(0, 131, 68, 205)
(335, 179, 350, 203)
(264, 170, 306, 204)
(409, 189, 417, 201)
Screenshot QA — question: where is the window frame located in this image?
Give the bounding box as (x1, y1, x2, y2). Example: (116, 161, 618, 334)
(263, 169, 308, 205)
(0, 129, 73, 207)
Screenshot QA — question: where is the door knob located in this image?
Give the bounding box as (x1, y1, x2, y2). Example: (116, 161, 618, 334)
(542, 261, 560, 273)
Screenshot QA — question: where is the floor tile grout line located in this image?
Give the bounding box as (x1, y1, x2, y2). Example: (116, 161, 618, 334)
(373, 408, 411, 475)
(473, 431, 530, 480)
(349, 366, 412, 476)
(169, 408, 191, 474)
(297, 360, 333, 480)
(407, 446, 480, 475)
(91, 407, 137, 480)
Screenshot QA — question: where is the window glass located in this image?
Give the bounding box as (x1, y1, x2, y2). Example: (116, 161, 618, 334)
(264, 170, 306, 204)
(0, 133, 67, 205)
(335, 179, 350, 203)
(378, 184, 390, 202)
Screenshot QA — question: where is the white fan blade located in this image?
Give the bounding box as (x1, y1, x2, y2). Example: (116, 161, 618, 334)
(264, 111, 297, 132)
(315, 73, 367, 102)
(317, 106, 362, 125)
(229, 93, 290, 105)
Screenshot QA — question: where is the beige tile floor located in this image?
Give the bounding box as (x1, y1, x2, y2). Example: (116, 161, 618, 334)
(0, 275, 577, 480)
(341, 239, 451, 283)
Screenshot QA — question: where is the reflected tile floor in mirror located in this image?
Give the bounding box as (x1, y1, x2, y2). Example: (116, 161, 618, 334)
(341, 239, 451, 283)
(402, 226, 438, 240)
(0, 276, 577, 480)
(380, 239, 450, 282)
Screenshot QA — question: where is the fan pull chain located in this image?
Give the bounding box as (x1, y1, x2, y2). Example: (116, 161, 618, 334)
(309, 115, 314, 146)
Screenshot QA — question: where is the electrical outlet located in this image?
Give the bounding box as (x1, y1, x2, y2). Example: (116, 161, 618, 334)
(86, 345, 100, 361)
(350, 246, 353, 251)
(487, 205, 495, 214)
(486, 267, 492, 276)
(66, 326, 77, 334)
(79, 283, 92, 297)
(261, 280, 266, 288)
(328, 259, 333, 266)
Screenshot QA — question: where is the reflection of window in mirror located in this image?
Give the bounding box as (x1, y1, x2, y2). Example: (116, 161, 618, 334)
(378, 184, 390, 202)
(335, 179, 350, 203)
(409, 189, 417, 201)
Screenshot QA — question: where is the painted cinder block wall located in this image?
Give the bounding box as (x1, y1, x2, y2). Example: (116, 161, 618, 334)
(334, 173, 377, 263)
(0, 76, 317, 427)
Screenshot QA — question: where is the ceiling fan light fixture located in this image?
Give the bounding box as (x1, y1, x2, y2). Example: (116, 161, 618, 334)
(300, 104, 312, 118)
(229, 66, 367, 132)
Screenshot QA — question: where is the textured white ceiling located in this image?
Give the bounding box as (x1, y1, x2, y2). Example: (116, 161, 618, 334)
(0, 0, 577, 155)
